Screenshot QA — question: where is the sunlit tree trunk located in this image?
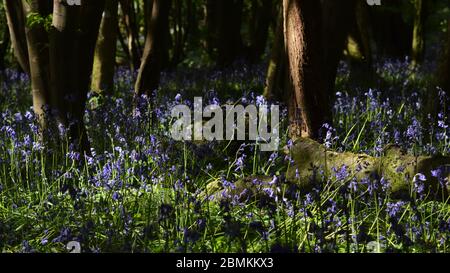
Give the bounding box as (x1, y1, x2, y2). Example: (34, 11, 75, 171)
(92, 0, 119, 95)
(283, 0, 330, 140)
(21, 0, 52, 131)
(3, 0, 29, 73)
(135, 0, 171, 97)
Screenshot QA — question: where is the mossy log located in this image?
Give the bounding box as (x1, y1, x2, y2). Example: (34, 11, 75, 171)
(287, 138, 450, 200)
(205, 138, 450, 202)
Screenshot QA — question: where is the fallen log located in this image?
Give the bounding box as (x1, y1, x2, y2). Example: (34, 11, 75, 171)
(204, 138, 450, 202)
(286, 138, 450, 200)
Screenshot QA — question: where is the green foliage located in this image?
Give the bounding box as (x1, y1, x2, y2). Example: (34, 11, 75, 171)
(26, 12, 52, 31)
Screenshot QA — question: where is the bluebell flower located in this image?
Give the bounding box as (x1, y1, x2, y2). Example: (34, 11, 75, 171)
(348, 178, 358, 192)
(256, 95, 266, 106)
(413, 173, 426, 197)
(406, 117, 422, 143)
(235, 154, 246, 172)
(263, 187, 275, 198)
(386, 201, 407, 219)
(334, 165, 349, 181)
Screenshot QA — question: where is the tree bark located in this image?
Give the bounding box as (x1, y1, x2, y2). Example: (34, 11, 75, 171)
(134, 0, 171, 97)
(0, 19, 10, 71)
(370, 1, 412, 59)
(50, 0, 105, 152)
(171, 0, 185, 67)
(21, 0, 52, 130)
(438, 18, 450, 94)
(119, 0, 141, 71)
(263, 9, 286, 101)
(283, 0, 331, 140)
(248, 0, 272, 63)
(3, 0, 29, 74)
(91, 0, 119, 95)
(346, 0, 374, 87)
(322, 0, 355, 99)
(411, 0, 426, 67)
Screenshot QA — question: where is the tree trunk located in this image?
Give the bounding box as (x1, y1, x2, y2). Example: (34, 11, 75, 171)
(119, 0, 141, 71)
(426, 14, 449, 120)
(411, 0, 426, 67)
(143, 0, 152, 37)
(135, 0, 171, 97)
(3, 0, 29, 74)
(91, 0, 119, 95)
(248, 0, 272, 63)
(116, 21, 132, 66)
(322, 0, 355, 99)
(21, 0, 52, 131)
(263, 9, 285, 101)
(0, 20, 10, 71)
(346, 0, 374, 88)
(370, 1, 412, 59)
(283, 0, 331, 140)
(206, 0, 243, 66)
(171, 0, 185, 67)
(440, 19, 450, 95)
(50, 0, 105, 152)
